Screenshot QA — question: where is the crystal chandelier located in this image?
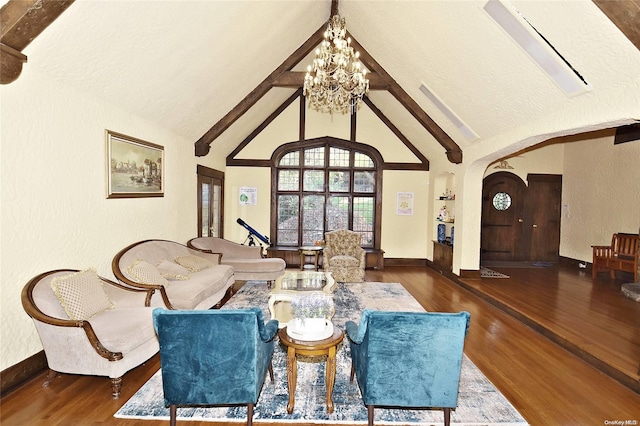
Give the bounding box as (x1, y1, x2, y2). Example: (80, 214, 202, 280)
(303, 14, 369, 115)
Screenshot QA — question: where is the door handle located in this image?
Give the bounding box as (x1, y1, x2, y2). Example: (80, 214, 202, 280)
(518, 218, 523, 223)
(533, 224, 538, 228)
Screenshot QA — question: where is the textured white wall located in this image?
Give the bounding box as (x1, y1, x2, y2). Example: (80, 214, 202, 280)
(0, 68, 216, 370)
(561, 132, 640, 262)
(484, 143, 565, 180)
(225, 167, 273, 245)
(381, 171, 430, 259)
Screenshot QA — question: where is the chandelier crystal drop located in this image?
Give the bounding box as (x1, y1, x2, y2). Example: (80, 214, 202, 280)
(303, 14, 370, 115)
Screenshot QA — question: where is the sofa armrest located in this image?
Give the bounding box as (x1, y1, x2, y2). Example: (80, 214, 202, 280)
(356, 247, 366, 266)
(345, 321, 362, 344)
(222, 242, 262, 259)
(102, 278, 157, 307)
(185, 248, 222, 265)
(323, 247, 334, 261)
(188, 237, 263, 259)
(261, 320, 279, 341)
(345, 309, 372, 344)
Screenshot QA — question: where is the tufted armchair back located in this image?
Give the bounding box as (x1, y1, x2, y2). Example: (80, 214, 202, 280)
(153, 307, 278, 426)
(325, 230, 363, 258)
(345, 309, 471, 426)
(323, 230, 366, 282)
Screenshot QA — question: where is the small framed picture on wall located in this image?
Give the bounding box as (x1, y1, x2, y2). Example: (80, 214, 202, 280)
(106, 130, 164, 198)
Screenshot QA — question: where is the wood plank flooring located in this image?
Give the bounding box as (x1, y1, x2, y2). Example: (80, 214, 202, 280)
(1, 264, 639, 425)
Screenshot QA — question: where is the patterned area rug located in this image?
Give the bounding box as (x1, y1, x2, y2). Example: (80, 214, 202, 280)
(480, 267, 510, 278)
(115, 281, 527, 425)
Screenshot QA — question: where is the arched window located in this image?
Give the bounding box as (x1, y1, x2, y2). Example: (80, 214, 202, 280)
(271, 138, 382, 248)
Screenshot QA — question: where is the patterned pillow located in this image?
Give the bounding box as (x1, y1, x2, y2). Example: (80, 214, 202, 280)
(127, 259, 170, 286)
(174, 255, 214, 272)
(156, 259, 190, 281)
(51, 269, 114, 320)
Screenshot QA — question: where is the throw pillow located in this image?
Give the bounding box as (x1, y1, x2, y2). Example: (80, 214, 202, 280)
(156, 259, 190, 281)
(174, 255, 214, 272)
(51, 269, 114, 320)
(127, 259, 170, 286)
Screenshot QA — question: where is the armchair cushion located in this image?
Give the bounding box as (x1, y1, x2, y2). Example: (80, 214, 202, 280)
(174, 255, 214, 272)
(126, 260, 169, 286)
(90, 306, 157, 353)
(329, 255, 361, 268)
(50, 269, 114, 320)
(156, 260, 190, 281)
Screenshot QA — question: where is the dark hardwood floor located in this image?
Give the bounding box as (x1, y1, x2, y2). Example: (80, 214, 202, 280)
(1, 264, 639, 425)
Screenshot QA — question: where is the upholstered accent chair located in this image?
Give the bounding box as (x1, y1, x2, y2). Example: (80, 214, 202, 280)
(21, 269, 161, 398)
(323, 229, 366, 282)
(153, 308, 279, 426)
(345, 309, 471, 426)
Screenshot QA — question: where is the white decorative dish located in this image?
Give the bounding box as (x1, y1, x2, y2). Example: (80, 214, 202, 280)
(286, 320, 334, 341)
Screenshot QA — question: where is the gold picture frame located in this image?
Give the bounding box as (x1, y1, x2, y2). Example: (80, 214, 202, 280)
(106, 130, 164, 198)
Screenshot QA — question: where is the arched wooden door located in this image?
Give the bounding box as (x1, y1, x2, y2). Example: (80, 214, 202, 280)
(482, 172, 562, 262)
(481, 172, 528, 261)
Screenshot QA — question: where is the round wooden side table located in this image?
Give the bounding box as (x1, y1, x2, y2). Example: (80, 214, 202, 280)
(277, 327, 344, 414)
(298, 246, 323, 271)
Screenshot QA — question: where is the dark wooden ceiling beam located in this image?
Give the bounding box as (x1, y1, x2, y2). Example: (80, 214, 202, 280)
(226, 88, 303, 165)
(593, 0, 640, 51)
(1, 0, 75, 85)
(196, 29, 461, 162)
(272, 71, 389, 90)
(194, 24, 326, 156)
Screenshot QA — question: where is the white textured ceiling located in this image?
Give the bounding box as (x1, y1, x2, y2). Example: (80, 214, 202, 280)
(21, 0, 640, 161)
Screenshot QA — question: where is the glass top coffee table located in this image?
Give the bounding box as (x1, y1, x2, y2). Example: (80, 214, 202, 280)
(268, 271, 335, 328)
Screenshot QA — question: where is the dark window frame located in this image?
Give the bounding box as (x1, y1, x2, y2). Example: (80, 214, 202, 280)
(271, 137, 383, 249)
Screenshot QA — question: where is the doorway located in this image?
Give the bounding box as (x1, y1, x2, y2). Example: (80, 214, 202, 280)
(481, 172, 562, 262)
(197, 165, 224, 237)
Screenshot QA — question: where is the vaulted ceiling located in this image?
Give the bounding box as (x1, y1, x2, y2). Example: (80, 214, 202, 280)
(2, 0, 639, 165)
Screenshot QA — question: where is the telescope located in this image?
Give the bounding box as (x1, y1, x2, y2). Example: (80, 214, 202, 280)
(236, 218, 271, 246)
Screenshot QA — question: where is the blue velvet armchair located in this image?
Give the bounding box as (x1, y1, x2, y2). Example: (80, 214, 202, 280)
(152, 308, 279, 426)
(345, 309, 471, 426)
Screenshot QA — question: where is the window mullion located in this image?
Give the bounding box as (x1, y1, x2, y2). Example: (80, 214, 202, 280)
(275, 140, 378, 248)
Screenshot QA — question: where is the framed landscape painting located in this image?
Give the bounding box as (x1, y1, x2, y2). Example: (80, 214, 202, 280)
(106, 130, 164, 198)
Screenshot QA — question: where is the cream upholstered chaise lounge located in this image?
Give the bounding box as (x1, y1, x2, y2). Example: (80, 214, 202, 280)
(187, 237, 285, 285)
(21, 269, 162, 398)
(112, 239, 235, 310)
